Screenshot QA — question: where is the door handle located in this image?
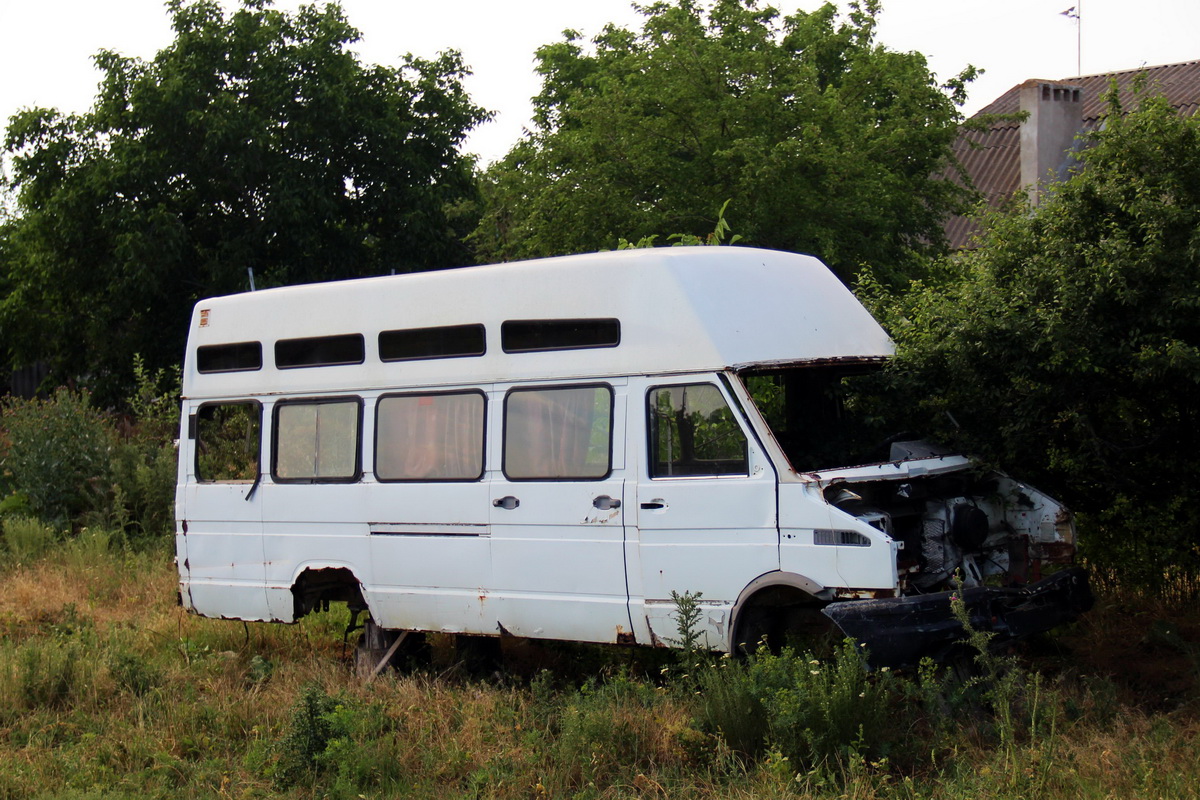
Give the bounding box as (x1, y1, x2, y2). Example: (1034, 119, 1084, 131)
(640, 500, 666, 510)
(492, 496, 520, 510)
(592, 495, 621, 510)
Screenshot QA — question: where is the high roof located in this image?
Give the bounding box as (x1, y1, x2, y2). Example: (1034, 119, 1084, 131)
(182, 246, 894, 399)
(947, 59, 1200, 249)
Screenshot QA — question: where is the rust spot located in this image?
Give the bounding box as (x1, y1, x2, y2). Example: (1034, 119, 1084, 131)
(615, 625, 635, 645)
(1040, 541, 1076, 564)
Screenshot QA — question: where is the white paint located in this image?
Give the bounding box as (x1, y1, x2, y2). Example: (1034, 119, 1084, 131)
(175, 246, 1077, 651)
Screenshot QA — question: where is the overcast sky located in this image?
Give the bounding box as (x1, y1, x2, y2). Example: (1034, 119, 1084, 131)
(1, 0, 1198, 167)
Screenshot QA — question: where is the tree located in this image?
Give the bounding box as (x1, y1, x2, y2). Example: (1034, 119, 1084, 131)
(0, 0, 489, 403)
(471, 0, 975, 284)
(869, 86, 1200, 580)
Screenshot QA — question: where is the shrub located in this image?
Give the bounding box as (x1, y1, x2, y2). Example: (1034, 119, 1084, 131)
(1, 515, 57, 562)
(15, 637, 90, 709)
(695, 640, 903, 771)
(0, 388, 113, 524)
(107, 356, 180, 541)
(269, 683, 346, 789)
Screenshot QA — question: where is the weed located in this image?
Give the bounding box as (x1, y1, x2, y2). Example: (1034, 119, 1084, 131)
(1, 515, 57, 562)
(268, 682, 344, 788)
(15, 637, 90, 709)
(0, 388, 113, 524)
(109, 650, 161, 696)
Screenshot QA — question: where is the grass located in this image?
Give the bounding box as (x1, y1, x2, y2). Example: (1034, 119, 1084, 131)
(0, 542, 1196, 799)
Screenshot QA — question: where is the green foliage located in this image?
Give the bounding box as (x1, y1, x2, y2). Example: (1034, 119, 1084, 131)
(474, 0, 974, 284)
(701, 640, 900, 770)
(1, 515, 57, 562)
(617, 198, 743, 249)
(269, 683, 345, 788)
(0, 388, 112, 524)
(871, 87, 1200, 581)
(107, 356, 181, 540)
(0, 546, 1197, 798)
(668, 589, 706, 663)
(1, 0, 490, 403)
(108, 649, 162, 697)
(15, 638, 90, 710)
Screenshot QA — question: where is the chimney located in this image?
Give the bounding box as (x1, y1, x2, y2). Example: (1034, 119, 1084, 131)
(1019, 80, 1083, 206)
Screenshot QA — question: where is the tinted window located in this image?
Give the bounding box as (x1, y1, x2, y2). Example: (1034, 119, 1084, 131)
(648, 384, 748, 478)
(275, 334, 365, 369)
(376, 392, 486, 481)
(197, 342, 262, 373)
(273, 399, 361, 481)
(379, 325, 485, 362)
(195, 402, 261, 482)
(501, 319, 620, 353)
(504, 385, 612, 480)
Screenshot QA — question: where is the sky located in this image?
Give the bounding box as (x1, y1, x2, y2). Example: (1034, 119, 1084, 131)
(0, 0, 1198, 168)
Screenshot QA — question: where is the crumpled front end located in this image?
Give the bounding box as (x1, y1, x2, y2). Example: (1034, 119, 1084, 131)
(823, 565, 1094, 667)
(810, 441, 1092, 666)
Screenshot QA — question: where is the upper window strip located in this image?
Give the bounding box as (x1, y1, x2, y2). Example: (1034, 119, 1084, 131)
(275, 334, 365, 369)
(501, 319, 620, 354)
(197, 341, 263, 373)
(379, 324, 486, 362)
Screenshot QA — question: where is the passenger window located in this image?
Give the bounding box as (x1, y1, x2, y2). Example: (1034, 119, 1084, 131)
(273, 399, 361, 481)
(196, 402, 261, 482)
(504, 385, 612, 480)
(648, 384, 748, 477)
(375, 391, 486, 481)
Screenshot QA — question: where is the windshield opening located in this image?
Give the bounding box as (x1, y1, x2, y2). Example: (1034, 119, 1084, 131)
(739, 362, 893, 473)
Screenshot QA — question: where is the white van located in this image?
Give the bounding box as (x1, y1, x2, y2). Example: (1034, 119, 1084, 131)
(175, 246, 1092, 667)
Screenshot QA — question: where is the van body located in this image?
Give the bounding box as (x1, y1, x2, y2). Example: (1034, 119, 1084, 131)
(175, 246, 1091, 666)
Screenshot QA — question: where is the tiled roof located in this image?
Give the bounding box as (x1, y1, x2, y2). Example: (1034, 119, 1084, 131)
(946, 60, 1200, 249)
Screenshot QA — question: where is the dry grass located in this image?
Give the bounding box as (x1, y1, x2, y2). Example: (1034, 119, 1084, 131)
(0, 544, 1196, 799)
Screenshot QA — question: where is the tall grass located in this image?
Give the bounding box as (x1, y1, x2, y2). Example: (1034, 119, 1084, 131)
(0, 547, 1196, 799)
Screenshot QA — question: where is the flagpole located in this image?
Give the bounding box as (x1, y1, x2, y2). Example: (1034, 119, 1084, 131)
(1061, 4, 1081, 76)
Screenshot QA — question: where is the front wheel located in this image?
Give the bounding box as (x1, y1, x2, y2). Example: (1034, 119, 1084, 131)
(732, 593, 838, 658)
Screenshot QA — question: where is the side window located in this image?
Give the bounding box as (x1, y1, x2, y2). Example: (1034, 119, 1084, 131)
(648, 384, 748, 478)
(196, 402, 261, 482)
(504, 385, 612, 480)
(375, 391, 486, 481)
(273, 398, 362, 482)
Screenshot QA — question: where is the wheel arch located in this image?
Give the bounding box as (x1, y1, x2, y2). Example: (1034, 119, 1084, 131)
(728, 570, 828, 652)
(290, 562, 369, 621)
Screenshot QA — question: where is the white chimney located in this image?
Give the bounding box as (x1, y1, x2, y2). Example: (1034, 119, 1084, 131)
(1019, 80, 1083, 206)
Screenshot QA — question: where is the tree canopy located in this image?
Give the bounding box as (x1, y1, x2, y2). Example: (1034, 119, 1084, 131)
(870, 86, 1200, 579)
(0, 0, 488, 402)
(471, 0, 975, 284)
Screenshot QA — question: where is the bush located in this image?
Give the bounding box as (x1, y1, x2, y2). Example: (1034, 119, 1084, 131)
(0, 388, 112, 525)
(695, 640, 904, 771)
(107, 356, 180, 540)
(1, 515, 57, 562)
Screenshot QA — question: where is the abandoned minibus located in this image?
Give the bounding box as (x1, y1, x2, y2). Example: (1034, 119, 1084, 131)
(175, 246, 1092, 668)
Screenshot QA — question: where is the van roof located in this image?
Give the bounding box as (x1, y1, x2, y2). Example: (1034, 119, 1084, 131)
(182, 246, 894, 398)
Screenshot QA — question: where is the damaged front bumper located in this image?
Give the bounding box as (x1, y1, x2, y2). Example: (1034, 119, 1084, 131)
(822, 566, 1094, 668)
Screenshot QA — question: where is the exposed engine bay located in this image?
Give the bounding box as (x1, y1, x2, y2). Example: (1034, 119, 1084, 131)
(741, 365, 1093, 666)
